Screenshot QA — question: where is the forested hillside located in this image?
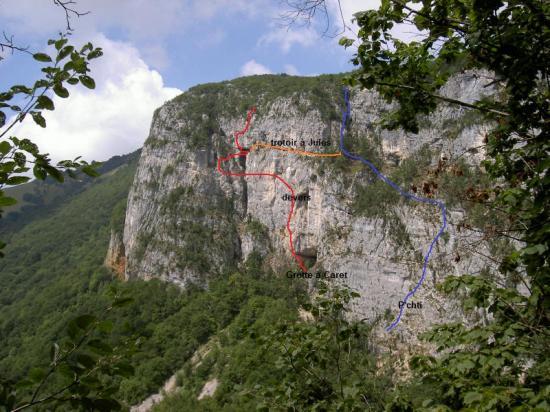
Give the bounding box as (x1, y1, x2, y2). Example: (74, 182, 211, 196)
(0, 151, 312, 409)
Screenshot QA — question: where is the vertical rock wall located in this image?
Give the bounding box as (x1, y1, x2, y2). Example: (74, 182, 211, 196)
(122, 72, 504, 337)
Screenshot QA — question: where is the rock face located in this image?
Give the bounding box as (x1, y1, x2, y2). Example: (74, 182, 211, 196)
(123, 72, 503, 337)
(130, 374, 178, 412)
(197, 378, 219, 400)
(105, 229, 125, 279)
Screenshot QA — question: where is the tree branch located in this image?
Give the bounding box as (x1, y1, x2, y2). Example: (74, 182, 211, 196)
(52, 0, 89, 32)
(279, 0, 353, 38)
(0, 32, 32, 60)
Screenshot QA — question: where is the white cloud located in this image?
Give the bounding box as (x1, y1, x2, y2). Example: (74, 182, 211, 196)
(11, 34, 181, 162)
(0, 0, 274, 40)
(326, 0, 379, 35)
(258, 27, 318, 53)
(0, 0, 273, 68)
(240, 60, 272, 76)
(283, 64, 300, 75)
(326, 0, 425, 43)
(0, 0, 261, 38)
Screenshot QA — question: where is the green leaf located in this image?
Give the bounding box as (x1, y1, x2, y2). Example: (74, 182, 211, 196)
(0, 141, 11, 155)
(0, 196, 17, 207)
(75, 352, 97, 369)
(54, 38, 68, 50)
(56, 71, 71, 83)
(339, 37, 355, 48)
(86, 339, 113, 355)
(56, 45, 74, 62)
(79, 375, 101, 388)
(0, 92, 13, 102)
(44, 165, 64, 183)
(112, 297, 134, 307)
(57, 363, 75, 379)
(67, 77, 79, 85)
(15, 379, 35, 389)
(97, 320, 114, 333)
(33, 53, 52, 62)
(72, 57, 87, 73)
(33, 165, 47, 180)
(0, 111, 5, 128)
(6, 176, 30, 185)
(81, 42, 93, 53)
(463, 391, 483, 405)
(36, 95, 54, 111)
(31, 111, 46, 128)
(113, 361, 134, 378)
(92, 398, 121, 411)
(522, 244, 547, 255)
(74, 314, 97, 330)
(28, 367, 46, 383)
(67, 321, 82, 342)
(17, 137, 44, 153)
(79, 75, 96, 89)
(63, 60, 75, 72)
(87, 48, 103, 60)
(1, 161, 16, 173)
(81, 164, 100, 177)
(457, 358, 476, 372)
(53, 83, 70, 98)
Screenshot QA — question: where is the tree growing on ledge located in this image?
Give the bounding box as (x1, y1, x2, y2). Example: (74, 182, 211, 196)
(285, 0, 549, 410)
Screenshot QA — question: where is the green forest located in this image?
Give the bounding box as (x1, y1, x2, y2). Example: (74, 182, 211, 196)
(0, 152, 306, 409)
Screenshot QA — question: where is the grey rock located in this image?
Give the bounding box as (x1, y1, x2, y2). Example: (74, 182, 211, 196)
(122, 72, 503, 340)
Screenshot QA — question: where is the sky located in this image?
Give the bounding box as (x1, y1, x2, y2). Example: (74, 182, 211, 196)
(0, 0, 382, 163)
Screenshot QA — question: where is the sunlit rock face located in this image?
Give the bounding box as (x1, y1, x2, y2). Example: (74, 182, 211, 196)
(123, 71, 500, 338)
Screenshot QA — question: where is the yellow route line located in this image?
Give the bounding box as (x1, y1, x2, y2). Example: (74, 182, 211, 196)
(249, 142, 342, 158)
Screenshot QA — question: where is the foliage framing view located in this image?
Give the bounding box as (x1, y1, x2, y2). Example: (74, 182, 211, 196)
(0, 7, 102, 256)
(330, 0, 549, 409)
(0, 2, 117, 410)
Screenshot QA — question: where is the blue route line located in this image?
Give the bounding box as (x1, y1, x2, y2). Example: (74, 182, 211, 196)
(339, 87, 448, 332)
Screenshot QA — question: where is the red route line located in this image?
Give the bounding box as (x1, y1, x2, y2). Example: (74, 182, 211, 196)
(216, 107, 308, 273)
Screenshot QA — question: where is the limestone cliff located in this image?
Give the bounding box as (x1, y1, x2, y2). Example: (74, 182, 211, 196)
(122, 72, 505, 339)
(105, 229, 126, 279)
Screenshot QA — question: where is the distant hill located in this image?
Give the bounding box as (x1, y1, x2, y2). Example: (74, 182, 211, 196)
(0, 151, 141, 239)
